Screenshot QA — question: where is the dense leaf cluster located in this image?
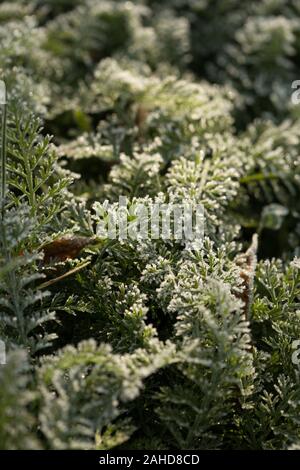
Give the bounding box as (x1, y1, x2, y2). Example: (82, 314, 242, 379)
(0, 0, 300, 450)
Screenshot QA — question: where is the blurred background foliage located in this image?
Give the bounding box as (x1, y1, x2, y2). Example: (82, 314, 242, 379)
(12, 0, 300, 257)
(1, 0, 300, 450)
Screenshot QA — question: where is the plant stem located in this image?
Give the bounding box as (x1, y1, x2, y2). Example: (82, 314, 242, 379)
(1, 81, 7, 218)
